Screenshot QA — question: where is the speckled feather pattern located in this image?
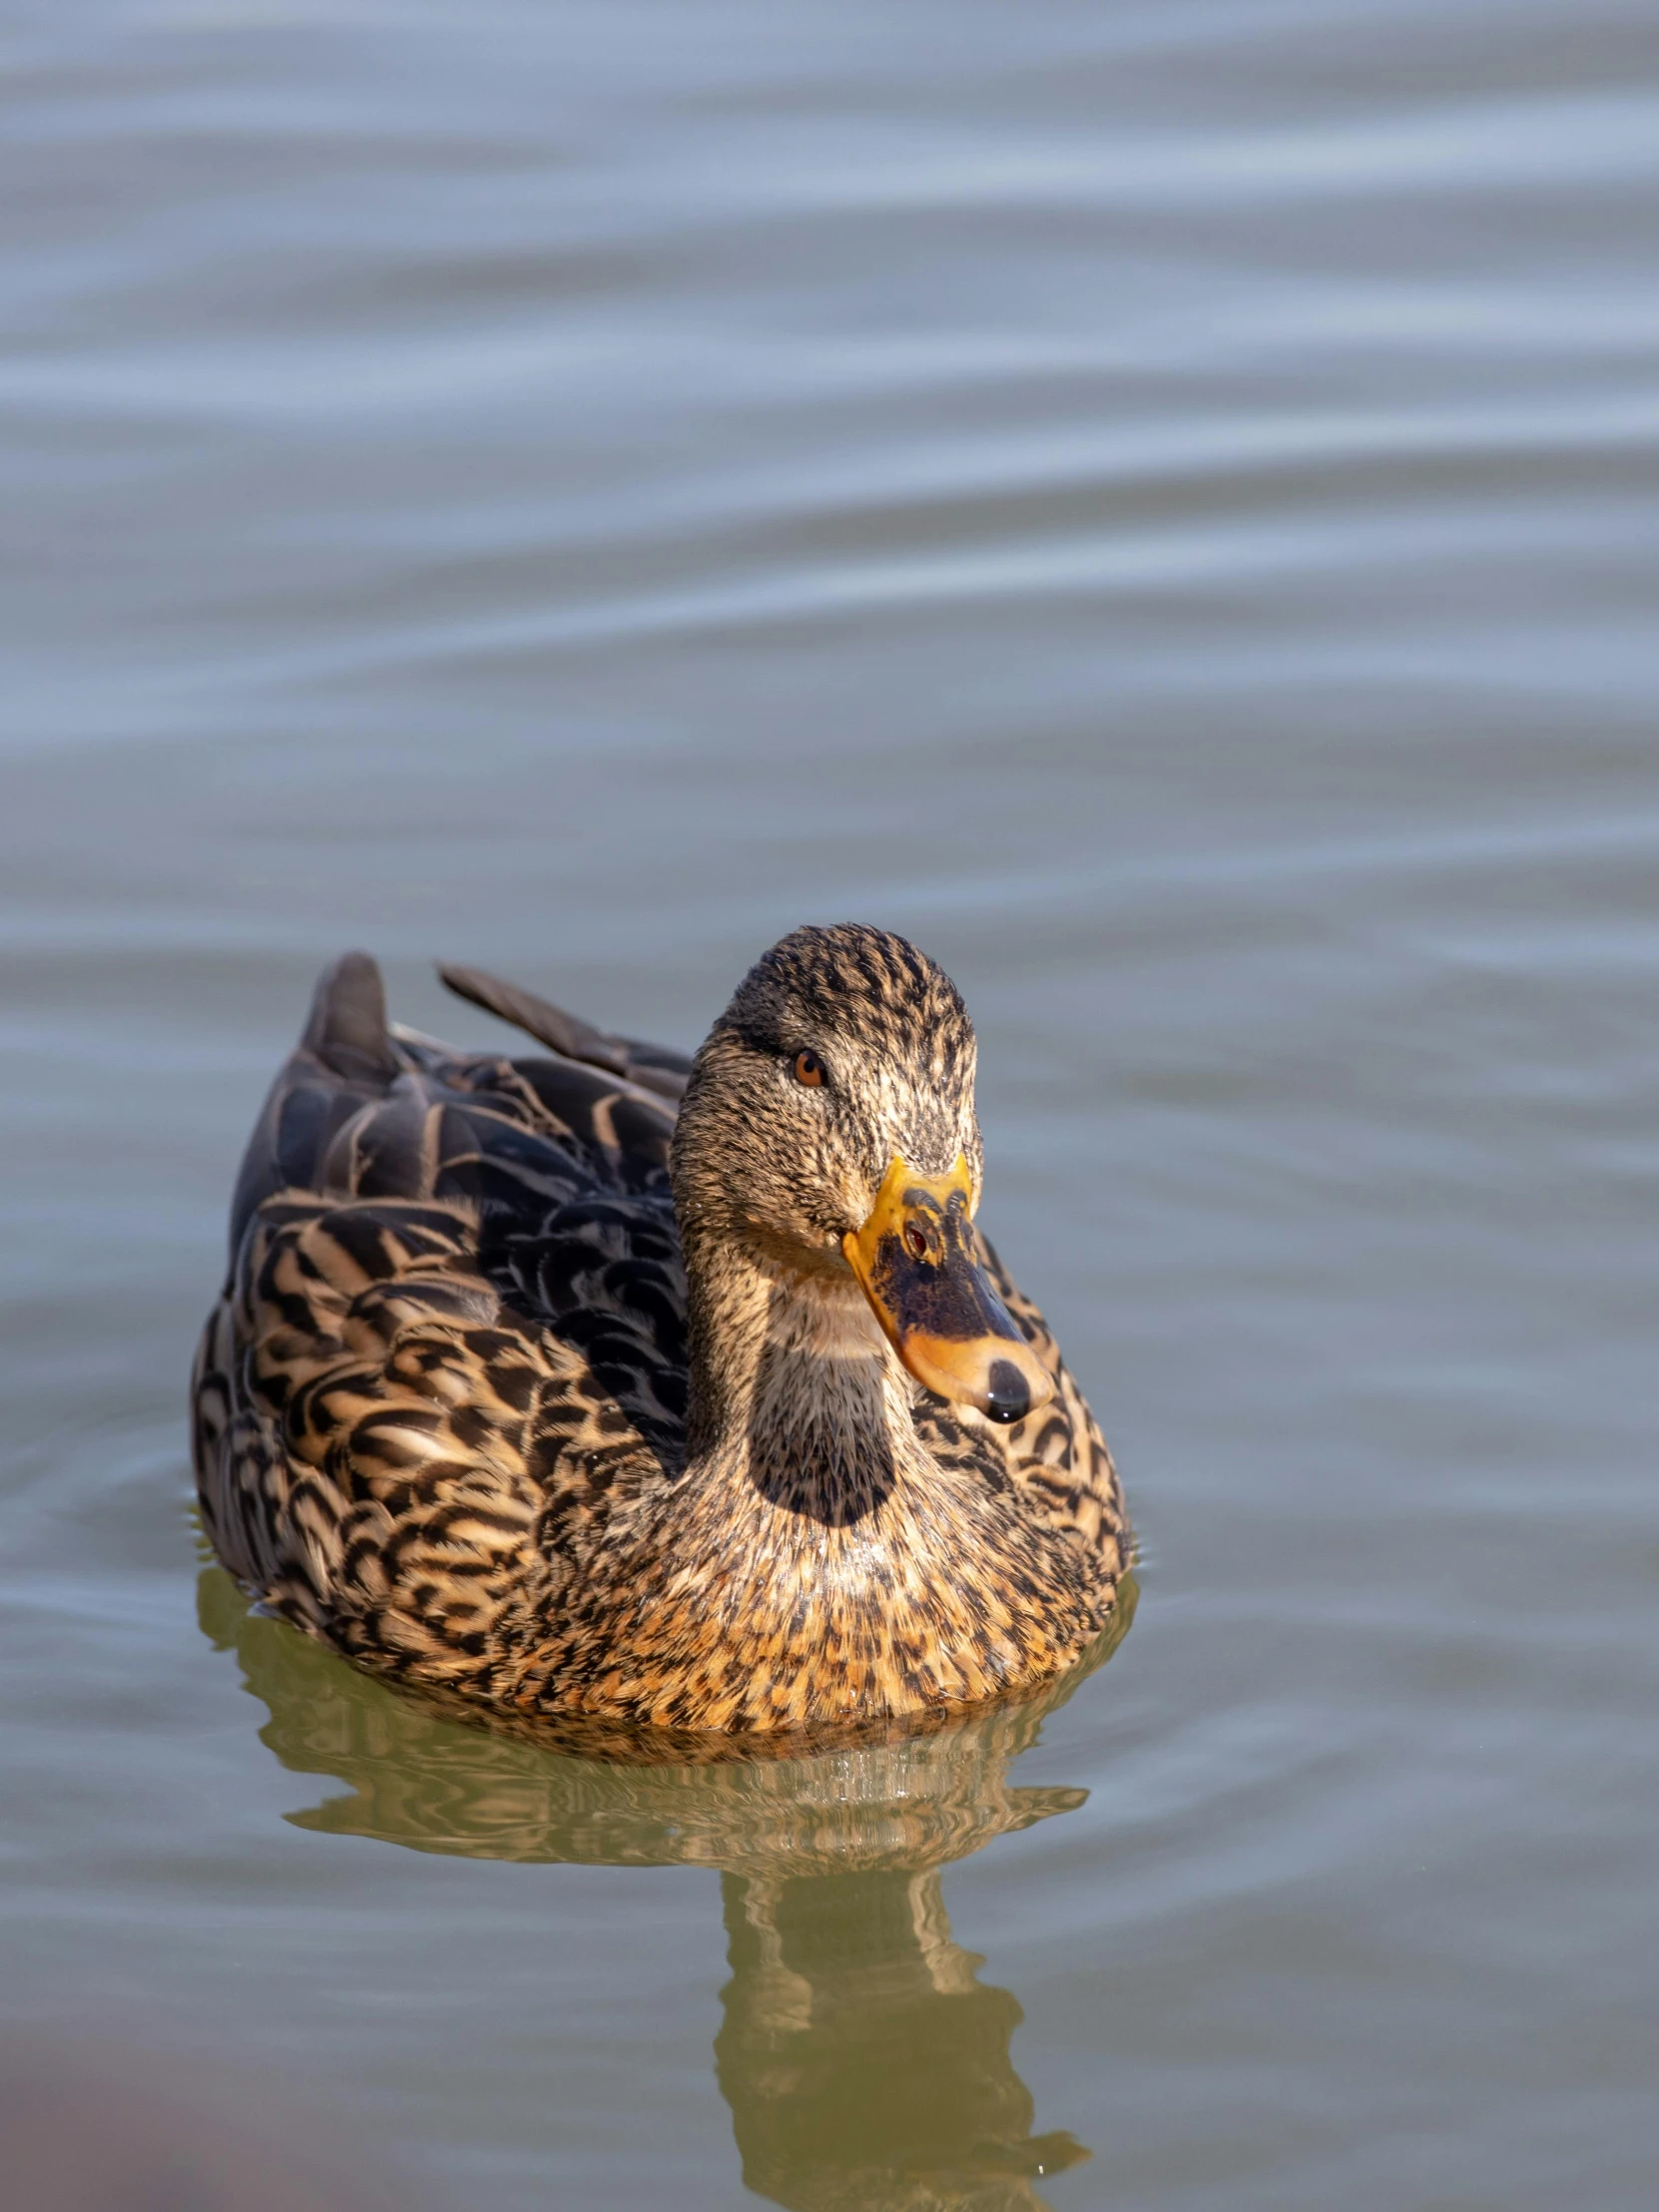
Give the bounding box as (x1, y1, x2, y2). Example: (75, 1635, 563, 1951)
(193, 927, 1126, 1740)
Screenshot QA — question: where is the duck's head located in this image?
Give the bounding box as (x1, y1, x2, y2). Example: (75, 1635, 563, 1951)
(672, 923, 1052, 1425)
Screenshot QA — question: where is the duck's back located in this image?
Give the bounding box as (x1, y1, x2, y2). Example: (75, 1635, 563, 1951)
(192, 952, 695, 1702)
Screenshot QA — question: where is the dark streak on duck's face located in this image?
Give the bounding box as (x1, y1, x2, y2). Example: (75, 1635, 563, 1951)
(842, 1154, 1053, 1424)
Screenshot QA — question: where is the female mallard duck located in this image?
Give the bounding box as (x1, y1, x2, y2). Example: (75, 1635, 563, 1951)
(194, 924, 1127, 1741)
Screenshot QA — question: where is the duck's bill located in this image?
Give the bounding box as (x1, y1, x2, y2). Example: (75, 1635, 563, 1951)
(841, 1154, 1054, 1425)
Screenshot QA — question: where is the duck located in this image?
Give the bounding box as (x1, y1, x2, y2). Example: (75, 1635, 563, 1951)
(193, 923, 1127, 1742)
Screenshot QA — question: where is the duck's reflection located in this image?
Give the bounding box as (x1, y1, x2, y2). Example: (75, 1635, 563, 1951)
(718, 1869, 1088, 2210)
(201, 1567, 1134, 2211)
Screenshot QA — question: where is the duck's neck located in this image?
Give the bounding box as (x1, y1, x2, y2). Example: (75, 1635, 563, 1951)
(681, 1227, 917, 1519)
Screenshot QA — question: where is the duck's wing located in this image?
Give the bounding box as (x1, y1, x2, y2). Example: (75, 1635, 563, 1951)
(193, 952, 690, 1700)
(911, 1231, 1128, 1581)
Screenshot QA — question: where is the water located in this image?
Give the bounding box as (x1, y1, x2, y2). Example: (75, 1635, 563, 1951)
(2, 1, 1656, 2204)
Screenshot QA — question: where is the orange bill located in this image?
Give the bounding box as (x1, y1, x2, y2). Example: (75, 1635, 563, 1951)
(841, 1154, 1054, 1425)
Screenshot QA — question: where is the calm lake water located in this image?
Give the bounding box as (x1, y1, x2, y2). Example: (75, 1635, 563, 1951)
(2, 2, 1657, 2206)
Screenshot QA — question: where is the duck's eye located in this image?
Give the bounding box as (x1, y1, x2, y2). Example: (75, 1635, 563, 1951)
(792, 1049, 826, 1088)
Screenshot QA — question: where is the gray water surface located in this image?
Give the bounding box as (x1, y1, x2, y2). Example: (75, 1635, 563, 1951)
(2, 3, 1657, 2207)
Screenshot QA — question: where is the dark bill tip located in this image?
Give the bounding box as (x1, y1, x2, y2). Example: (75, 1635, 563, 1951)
(982, 1358, 1033, 1424)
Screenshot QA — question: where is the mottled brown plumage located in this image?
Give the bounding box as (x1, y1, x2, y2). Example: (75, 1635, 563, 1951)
(193, 925, 1127, 1745)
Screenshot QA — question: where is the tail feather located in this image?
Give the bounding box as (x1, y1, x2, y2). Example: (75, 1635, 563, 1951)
(436, 961, 629, 1075)
(437, 960, 691, 1098)
(226, 953, 400, 1261)
(302, 950, 399, 1086)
